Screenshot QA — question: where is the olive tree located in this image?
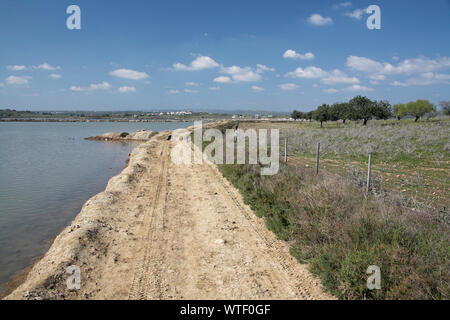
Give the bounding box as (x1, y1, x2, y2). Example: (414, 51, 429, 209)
(313, 104, 330, 128)
(372, 100, 392, 120)
(439, 101, 450, 116)
(291, 110, 305, 120)
(405, 99, 436, 122)
(348, 96, 376, 125)
(393, 103, 406, 120)
(330, 103, 352, 123)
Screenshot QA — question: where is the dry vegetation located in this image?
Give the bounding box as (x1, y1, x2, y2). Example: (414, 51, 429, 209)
(241, 118, 450, 214)
(209, 119, 449, 299)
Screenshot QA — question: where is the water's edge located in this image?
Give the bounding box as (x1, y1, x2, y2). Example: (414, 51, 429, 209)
(0, 122, 194, 294)
(0, 142, 140, 298)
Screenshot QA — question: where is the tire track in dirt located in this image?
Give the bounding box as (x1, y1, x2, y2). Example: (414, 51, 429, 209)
(5, 129, 333, 300)
(203, 160, 334, 300)
(128, 139, 169, 300)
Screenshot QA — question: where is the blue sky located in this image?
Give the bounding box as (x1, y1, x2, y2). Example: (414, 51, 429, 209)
(0, 0, 449, 112)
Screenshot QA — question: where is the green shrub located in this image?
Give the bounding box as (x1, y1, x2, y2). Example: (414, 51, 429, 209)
(217, 161, 449, 299)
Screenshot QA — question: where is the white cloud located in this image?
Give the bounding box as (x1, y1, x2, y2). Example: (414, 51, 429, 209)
(251, 85, 264, 92)
(369, 74, 386, 81)
(220, 65, 262, 82)
(213, 76, 232, 83)
(233, 70, 261, 82)
(344, 84, 373, 92)
(5, 75, 31, 85)
(217, 64, 273, 83)
(118, 86, 136, 93)
(33, 63, 60, 71)
(256, 64, 275, 73)
(286, 65, 359, 85)
(322, 69, 359, 85)
(345, 8, 366, 20)
(7, 65, 27, 71)
(392, 57, 450, 74)
(283, 49, 315, 60)
(184, 89, 199, 93)
(390, 73, 450, 87)
(390, 81, 407, 87)
(220, 66, 241, 75)
(70, 82, 111, 92)
(279, 83, 298, 91)
(285, 66, 328, 79)
(89, 82, 111, 90)
(167, 89, 180, 94)
(70, 86, 83, 92)
(209, 86, 220, 91)
(307, 14, 333, 26)
(347, 55, 450, 76)
(346, 56, 384, 73)
(185, 82, 199, 86)
(324, 88, 339, 93)
(109, 69, 149, 80)
(0, 82, 4, 87)
(422, 72, 450, 80)
(49, 74, 62, 79)
(173, 56, 219, 71)
(333, 2, 352, 9)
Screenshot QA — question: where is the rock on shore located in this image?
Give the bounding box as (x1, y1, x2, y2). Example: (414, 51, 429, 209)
(85, 130, 156, 141)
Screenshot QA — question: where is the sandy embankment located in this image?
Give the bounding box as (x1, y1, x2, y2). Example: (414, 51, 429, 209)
(5, 126, 333, 300)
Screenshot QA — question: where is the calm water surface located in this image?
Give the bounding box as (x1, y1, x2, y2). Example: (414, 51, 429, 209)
(0, 121, 192, 288)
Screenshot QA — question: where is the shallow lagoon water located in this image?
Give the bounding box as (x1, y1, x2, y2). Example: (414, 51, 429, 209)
(0, 121, 192, 288)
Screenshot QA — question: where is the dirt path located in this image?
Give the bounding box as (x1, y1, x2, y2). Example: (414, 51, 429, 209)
(6, 131, 333, 300)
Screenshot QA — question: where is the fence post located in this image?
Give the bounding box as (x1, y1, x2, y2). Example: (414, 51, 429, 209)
(284, 137, 287, 162)
(316, 142, 320, 175)
(367, 153, 372, 193)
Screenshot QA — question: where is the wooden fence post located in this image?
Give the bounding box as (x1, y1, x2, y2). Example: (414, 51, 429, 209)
(316, 142, 320, 175)
(284, 137, 287, 162)
(367, 153, 372, 193)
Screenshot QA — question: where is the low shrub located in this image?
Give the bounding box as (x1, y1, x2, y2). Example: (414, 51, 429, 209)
(218, 161, 449, 299)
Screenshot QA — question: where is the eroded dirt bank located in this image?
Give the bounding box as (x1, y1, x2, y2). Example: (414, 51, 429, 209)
(5, 130, 333, 300)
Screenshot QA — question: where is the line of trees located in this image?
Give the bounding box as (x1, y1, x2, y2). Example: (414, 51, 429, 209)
(292, 96, 442, 127)
(291, 96, 392, 127)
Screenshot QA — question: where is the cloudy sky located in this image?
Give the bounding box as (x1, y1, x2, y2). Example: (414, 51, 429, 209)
(0, 0, 449, 111)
